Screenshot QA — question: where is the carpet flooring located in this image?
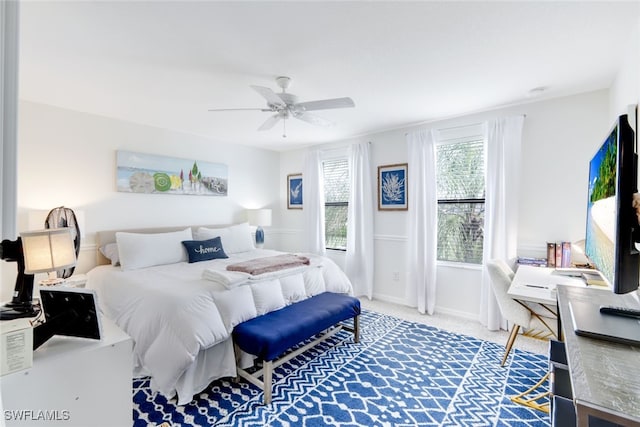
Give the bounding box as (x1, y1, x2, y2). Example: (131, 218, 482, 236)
(133, 310, 550, 426)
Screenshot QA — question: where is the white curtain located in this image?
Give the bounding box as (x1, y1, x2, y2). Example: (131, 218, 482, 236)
(480, 115, 525, 330)
(406, 129, 438, 315)
(345, 142, 374, 299)
(303, 149, 326, 255)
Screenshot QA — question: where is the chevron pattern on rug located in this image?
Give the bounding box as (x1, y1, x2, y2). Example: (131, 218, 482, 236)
(133, 310, 549, 427)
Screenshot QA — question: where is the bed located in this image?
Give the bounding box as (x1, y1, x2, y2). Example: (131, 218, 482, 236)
(86, 223, 353, 405)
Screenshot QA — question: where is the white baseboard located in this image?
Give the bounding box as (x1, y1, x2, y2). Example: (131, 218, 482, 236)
(371, 292, 479, 321)
(433, 306, 479, 321)
(371, 292, 407, 306)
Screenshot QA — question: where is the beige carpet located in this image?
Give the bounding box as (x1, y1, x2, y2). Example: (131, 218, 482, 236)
(360, 298, 549, 355)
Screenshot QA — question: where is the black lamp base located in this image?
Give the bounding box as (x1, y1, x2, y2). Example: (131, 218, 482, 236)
(0, 302, 40, 321)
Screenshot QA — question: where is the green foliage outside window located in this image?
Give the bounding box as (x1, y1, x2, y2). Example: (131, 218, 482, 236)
(436, 139, 485, 264)
(324, 159, 349, 250)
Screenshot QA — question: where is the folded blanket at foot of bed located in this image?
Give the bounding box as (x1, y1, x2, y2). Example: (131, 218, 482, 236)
(202, 269, 251, 288)
(226, 254, 310, 275)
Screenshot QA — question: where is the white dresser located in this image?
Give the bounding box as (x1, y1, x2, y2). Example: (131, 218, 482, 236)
(0, 316, 133, 426)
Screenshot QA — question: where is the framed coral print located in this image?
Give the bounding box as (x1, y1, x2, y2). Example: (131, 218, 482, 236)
(287, 173, 303, 209)
(378, 163, 408, 210)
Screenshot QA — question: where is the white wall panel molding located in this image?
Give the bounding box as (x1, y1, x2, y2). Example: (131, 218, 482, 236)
(373, 234, 407, 242)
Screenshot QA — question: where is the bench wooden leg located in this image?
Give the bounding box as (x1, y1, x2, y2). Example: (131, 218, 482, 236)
(263, 360, 273, 404)
(354, 315, 360, 343)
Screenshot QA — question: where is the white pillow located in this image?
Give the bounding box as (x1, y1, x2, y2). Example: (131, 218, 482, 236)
(116, 228, 192, 271)
(250, 279, 286, 316)
(197, 223, 254, 254)
(99, 243, 120, 266)
(279, 274, 308, 304)
(212, 286, 257, 333)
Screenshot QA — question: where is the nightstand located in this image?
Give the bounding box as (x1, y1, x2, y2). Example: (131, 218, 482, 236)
(0, 315, 133, 426)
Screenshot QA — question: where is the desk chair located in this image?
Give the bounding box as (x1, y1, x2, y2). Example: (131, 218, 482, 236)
(486, 259, 558, 366)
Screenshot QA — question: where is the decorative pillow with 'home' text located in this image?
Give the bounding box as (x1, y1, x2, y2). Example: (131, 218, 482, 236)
(182, 237, 229, 263)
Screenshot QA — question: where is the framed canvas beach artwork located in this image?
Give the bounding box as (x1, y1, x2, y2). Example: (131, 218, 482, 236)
(287, 173, 303, 209)
(116, 150, 228, 196)
(378, 163, 408, 210)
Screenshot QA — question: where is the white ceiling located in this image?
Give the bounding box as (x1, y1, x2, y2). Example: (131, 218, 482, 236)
(18, 1, 640, 151)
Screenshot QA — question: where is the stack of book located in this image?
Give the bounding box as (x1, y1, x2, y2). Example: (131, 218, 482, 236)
(546, 242, 572, 268)
(517, 257, 548, 267)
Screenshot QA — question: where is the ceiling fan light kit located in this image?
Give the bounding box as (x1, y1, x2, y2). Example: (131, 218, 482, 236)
(209, 76, 355, 137)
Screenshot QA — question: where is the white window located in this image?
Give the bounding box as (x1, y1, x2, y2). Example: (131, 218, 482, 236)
(323, 158, 349, 250)
(436, 136, 485, 264)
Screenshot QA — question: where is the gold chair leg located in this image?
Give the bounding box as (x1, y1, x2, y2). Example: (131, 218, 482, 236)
(510, 371, 551, 414)
(502, 324, 520, 366)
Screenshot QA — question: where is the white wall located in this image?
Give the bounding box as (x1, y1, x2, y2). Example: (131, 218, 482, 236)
(1, 101, 280, 301)
(279, 90, 610, 319)
(608, 17, 639, 121)
(3, 91, 615, 318)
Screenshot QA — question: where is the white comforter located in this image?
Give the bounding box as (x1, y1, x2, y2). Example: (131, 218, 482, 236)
(86, 249, 352, 404)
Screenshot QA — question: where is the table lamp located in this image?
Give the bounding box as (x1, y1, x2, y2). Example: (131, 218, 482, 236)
(247, 209, 272, 248)
(22, 228, 77, 286)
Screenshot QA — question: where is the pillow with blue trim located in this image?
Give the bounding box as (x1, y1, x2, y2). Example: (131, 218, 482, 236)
(181, 237, 228, 263)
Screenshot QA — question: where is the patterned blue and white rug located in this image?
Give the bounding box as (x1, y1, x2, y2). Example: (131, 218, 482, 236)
(133, 311, 550, 426)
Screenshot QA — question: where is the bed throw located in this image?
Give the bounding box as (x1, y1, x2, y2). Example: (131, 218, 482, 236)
(226, 254, 310, 276)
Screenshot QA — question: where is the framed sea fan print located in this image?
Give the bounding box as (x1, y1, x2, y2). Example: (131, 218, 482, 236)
(378, 163, 407, 210)
(287, 173, 303, 209)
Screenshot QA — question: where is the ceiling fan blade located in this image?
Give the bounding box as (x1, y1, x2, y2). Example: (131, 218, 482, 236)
(250, 85, 286, 108)
(258, 114, 282, 131)
(208, 108, 271, 112)
(294, 97, 355, 112)
(294, 112, 334, 128)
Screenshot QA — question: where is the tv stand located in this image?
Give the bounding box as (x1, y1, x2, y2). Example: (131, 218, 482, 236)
(557, 285, 640, 426)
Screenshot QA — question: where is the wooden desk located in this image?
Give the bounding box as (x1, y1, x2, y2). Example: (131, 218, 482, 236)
(557, 285, 640, 427)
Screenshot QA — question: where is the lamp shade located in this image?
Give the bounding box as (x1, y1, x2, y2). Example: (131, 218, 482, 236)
(21, 228, 77, 274)
(247, 209, 272, 227)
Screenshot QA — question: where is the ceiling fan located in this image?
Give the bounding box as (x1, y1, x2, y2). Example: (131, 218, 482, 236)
(208, 76, 355, 137)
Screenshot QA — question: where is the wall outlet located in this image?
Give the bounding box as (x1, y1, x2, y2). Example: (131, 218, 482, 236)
(392, 271, 400, 282)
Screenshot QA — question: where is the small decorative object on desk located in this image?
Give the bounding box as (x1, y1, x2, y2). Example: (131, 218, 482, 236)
(517, 257, 548, 267)
(547, 242, 556, 268)
(582, 271, 607, 287)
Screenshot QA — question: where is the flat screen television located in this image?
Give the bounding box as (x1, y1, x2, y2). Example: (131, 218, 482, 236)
(584, 113, 639, 294)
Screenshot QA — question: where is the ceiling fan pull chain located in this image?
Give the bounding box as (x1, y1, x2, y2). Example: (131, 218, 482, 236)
(282, 118, 287, 138)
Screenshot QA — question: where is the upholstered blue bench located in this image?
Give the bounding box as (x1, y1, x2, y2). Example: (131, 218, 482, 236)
(232, 292, 361, 404)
